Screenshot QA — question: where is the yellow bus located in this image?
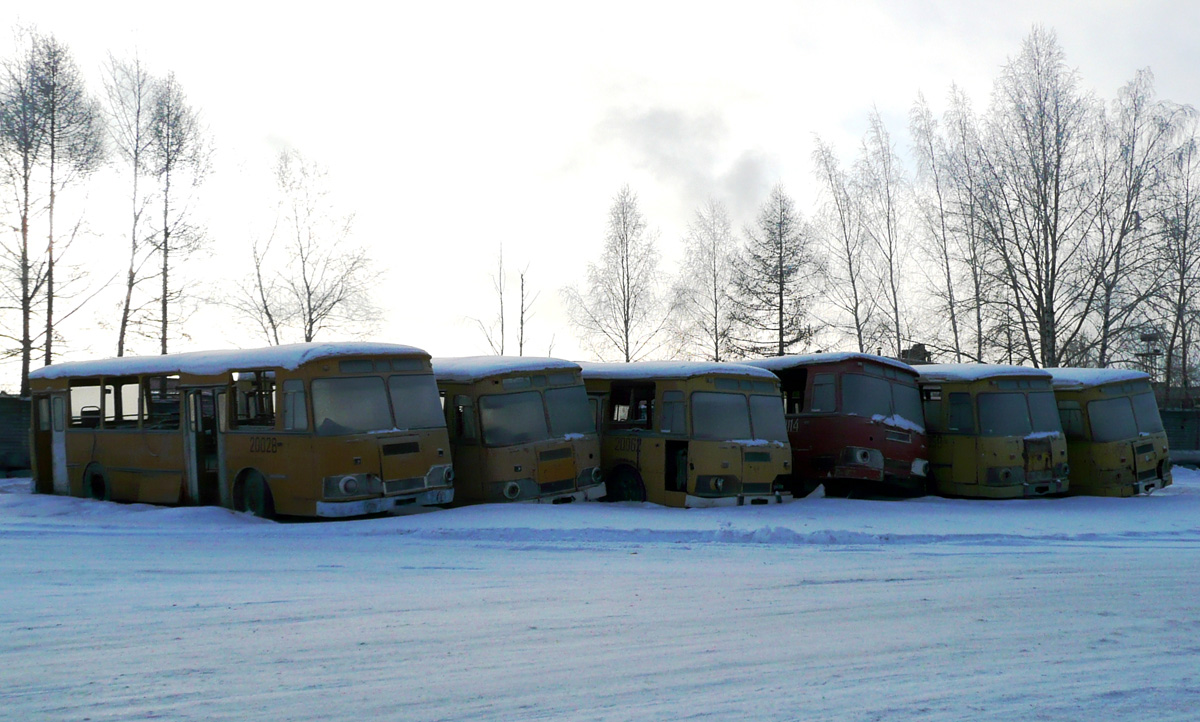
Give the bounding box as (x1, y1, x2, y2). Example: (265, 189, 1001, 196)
(1046, 367, 1172, 496)
(580, 361, 791, 507)
(28, 342, 454, 518)
(916, 364, 1069, 498)
(433, 356, 605, 504)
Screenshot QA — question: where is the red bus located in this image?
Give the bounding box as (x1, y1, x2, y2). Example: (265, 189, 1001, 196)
(744, 353, 929, 497)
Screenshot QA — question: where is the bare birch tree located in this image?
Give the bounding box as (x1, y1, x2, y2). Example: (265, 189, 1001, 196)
(472, 245, 506, 354)
(35, 33, 104, 366)
(231, 149, 378, 344)
(564, 184, 671, 362)
(857, 109, 908, 357)
(672, 199, 737, 361)
(517, 264, 538, 356)
(147, 71, 206, 355)
(975, 27, 1100, 367)
(0, 27, 49, 396)
(103, 52, 158, 356)
(1087, 70, 1188, 366)
(812, 137, 876, 353)
(910, 94, 964, 360)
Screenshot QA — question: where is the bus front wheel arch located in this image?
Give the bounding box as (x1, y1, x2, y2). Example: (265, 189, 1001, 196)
(605, 466, 647, 503)
(82, 464, 110, 501)
(234, 469, 276, 519)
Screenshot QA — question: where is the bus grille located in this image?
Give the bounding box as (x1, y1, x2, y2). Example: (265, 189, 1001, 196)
(885, 430, 911, 443)
(1135, 443, 1154, 455)
(384, 477, 426, 495)
(1138, 468, 1159, 481)
(539, 479, 575, 494)
(539, 448, 572, 462)
(742, 483, 771, 494)
(383, 442, 420, 456)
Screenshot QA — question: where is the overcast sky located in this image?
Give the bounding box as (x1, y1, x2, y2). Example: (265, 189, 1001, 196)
(4, 0, 1200, 384)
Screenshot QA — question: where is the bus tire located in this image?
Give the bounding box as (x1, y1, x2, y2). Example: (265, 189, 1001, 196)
(606, 467, 646, 503)
(83, 465, 110, 501)
(240, 471, 276, 519)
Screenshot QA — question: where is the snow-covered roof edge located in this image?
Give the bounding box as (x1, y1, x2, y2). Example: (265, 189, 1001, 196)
(578, 360, 779, 382)
(1045, 367, 1149, 390)
(30, 342, 430, 380)
(742, 352, 918, 375)
(915, 363, 1052, 383)
(433, 356, 580, 383)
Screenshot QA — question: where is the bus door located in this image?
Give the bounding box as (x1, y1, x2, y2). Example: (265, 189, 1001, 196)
(26, 393, 66, 495)
(185, 388, 225, 506)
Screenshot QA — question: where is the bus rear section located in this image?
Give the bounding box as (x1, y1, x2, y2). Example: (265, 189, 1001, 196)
(581, 361, 791, 508)
(434, 357, 605, 505)
(917, 364, 1069, 499)
(28, 343, 455, 519)
(745, 353, 929, 498)
(1048, 368, 1172, 496)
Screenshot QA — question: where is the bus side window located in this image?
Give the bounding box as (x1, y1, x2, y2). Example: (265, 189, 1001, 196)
(947, 392, 974, 434)
(454, 395, 477, 441)
(922, 386, 945, 432)
(1058, 401, 1084, 440)
(660, 391, 685, 434)
(143, 375, 181, 430)
(104, 378, 140, 429)
(810, 374, 835, 412)
(38, 398, 50, 431)
(282, 379, 309, 431)
(610, 383, 654, 429)
(52, 396, 65, 432)
(234, 370, 276, 428)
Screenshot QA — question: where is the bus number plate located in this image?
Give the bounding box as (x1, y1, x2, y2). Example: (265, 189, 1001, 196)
(614, 437, 641, 453)
(250, 437, 280, 453)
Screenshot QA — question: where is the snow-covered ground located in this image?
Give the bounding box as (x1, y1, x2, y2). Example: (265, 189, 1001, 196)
(2, 471, 1199, 721)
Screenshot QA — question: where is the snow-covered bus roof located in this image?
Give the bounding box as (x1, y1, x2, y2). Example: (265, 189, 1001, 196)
(578, 360, 778, 382)
(29, 342, 429, 380)
(433, 356, 580, 384)
(915, 363, 1052, 384)
(742, 352, 918, 375)
(1045, 367, 1149, 391)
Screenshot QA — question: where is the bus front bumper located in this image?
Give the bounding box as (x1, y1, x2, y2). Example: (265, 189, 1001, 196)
(685, 492, 790, 508)
(315, 487, 455, 517)
(524, 482, 606, 504)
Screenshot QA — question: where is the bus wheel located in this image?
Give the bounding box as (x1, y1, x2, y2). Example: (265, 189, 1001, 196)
(83, 466, 110, 501)
(242, 472, 276, 519)
(607, 468, 646, 503)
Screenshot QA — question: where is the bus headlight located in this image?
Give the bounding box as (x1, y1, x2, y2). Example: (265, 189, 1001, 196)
(843, 446, 884, 469)
(503, 481, 522, 500)
(592, 467, 603, 484)
(713, 477, 725, 492)
(444, 466, 455, 484)
(323, 473, 381, 498)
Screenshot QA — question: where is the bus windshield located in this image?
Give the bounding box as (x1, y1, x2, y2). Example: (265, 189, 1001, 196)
(1131, 392, 1165, 434)
(978, 392, 1033, 437)
(691, 392, 752, 440)
(842, 374, 892, 417)
(545, 385, 594, 436)
(892, 383, 924, 430)
(312, 376, 394, 436)
(749, 394, 788, 442)
(479, 391, 550, 446)
(1028, 391, 1063, 433)
(1088, 397, 1138, 442)
(387, 375, 445, 430)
